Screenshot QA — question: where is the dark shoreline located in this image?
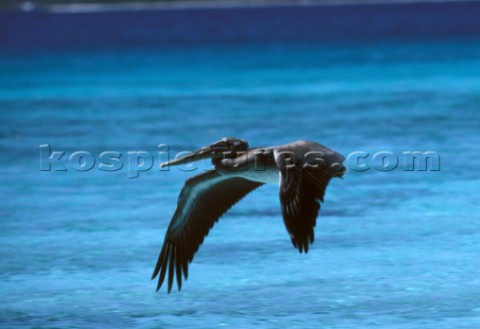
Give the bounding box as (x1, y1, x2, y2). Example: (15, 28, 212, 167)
(2, 0, 478, 13)
(2, 0, 480, 53)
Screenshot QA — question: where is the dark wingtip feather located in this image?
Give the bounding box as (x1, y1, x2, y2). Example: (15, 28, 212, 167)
(167, 247, 175, 293)
(183, 260, 189, 281)
(291, 237, 297, 248)
(176, 247, 183, 291)
(152, 242, 167, 280)
(156, 243, 170, 292)
(151, 267, 157, 280)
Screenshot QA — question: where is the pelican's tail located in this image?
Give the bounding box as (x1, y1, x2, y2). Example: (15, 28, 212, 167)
(333, 163, 348, 178)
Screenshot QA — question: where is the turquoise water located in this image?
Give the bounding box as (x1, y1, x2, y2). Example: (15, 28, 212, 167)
(1, 5, 480, 328)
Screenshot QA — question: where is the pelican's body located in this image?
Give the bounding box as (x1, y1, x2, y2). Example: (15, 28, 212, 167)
(152, 138, 346, 293)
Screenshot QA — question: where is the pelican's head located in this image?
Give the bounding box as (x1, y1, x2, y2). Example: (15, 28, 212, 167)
(208, 137, 249, 154)
(160, 137, 249, 168)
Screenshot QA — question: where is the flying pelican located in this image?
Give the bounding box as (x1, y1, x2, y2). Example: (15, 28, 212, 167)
(152, 137, 346, 293)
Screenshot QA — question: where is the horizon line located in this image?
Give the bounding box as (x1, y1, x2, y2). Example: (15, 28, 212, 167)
(10, 0, 480, 14)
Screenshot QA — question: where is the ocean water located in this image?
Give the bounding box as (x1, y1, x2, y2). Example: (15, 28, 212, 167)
(1, 2, 480, 328)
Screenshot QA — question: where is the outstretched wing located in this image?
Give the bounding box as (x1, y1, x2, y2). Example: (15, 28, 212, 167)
(275, 148, 345, 254)
(152, 170, 263, 293)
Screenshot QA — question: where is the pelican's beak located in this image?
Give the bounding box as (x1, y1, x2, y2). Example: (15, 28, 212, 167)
(160, 142, 230, 168)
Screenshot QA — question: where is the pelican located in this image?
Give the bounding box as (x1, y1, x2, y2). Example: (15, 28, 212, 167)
(152, 137, 346, 293)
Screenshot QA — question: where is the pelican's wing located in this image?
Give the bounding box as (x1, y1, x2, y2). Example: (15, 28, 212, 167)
(152, 170, 263, 293)
(274, 149, 344, 254)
